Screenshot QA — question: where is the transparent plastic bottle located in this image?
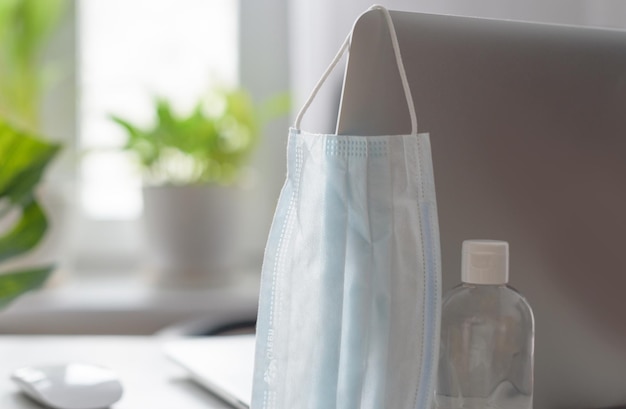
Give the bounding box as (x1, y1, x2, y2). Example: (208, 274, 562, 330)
(435, 240, 534, 409)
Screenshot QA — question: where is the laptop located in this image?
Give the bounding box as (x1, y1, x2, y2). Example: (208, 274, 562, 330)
(338, 9, 626, 409)
(167, 9, 626, 409)
(164, 335, 255, 409)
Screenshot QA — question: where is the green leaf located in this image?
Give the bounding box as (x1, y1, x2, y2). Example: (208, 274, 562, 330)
(22, 0, 67, 45)
(110, 116, 141, 146)
(0, 120, 60, 309)
(0, 266, 53, 309)
(0, 0, 68, 130)
(0, 199, 47, 263)
(0, 120, 61, 205)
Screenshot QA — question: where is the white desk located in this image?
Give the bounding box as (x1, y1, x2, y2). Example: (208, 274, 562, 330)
(0, 336, 236, 409)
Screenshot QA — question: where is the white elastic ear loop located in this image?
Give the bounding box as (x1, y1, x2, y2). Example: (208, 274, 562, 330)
(293, 32, 351, 132)
(294, 4, 418, 136)
(374, 5, 418, 136)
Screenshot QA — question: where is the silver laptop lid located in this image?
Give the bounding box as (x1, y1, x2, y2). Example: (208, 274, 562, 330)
(338, 10, 626, 409)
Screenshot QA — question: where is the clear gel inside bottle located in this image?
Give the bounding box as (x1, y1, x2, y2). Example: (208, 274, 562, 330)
(435, 240, 534, 409)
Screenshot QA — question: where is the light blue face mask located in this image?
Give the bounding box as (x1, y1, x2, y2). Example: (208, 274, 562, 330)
(252, 5, 441, 409)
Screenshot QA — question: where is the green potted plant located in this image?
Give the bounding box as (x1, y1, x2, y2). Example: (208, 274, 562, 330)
(0, 120, 61, 308)
(111, 87, 288, 286)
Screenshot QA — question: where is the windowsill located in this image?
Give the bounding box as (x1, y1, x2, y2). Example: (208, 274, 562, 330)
(0, 271, 260, 335)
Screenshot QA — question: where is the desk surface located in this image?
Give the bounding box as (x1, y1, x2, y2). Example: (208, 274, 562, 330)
(0, 336, 235, 409)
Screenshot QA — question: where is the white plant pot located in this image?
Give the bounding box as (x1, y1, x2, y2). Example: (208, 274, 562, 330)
(142, 184, 241, 287)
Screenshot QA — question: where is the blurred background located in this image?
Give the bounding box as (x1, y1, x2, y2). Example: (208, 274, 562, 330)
(1, 1, 626, 408)
(0, 0, 625, 361)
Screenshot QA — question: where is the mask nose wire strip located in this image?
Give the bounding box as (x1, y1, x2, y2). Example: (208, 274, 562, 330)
(294, 5, 418, 137)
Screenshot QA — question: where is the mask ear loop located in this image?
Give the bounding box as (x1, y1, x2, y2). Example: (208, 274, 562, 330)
(294, 4, 418, 136)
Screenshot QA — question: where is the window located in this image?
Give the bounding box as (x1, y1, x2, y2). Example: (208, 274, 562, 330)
(71, 0, 240, 272)
(78, 0, 238, 220)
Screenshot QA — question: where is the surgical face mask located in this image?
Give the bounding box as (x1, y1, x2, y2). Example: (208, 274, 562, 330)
(252, 5, 441, 409)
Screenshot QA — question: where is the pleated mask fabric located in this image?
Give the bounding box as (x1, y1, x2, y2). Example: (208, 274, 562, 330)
(251, 5, 441, 409)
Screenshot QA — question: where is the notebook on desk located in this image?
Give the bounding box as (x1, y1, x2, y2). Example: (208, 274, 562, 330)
(164, 335, 255, 409)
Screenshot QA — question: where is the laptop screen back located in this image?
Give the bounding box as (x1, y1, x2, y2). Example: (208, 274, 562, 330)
(338, 10, 626, 409)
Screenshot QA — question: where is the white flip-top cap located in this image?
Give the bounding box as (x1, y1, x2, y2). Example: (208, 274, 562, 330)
(462, 240, 509, 285)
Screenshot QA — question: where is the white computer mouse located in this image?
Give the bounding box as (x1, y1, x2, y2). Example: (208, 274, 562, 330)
(11, 363, 123, 409)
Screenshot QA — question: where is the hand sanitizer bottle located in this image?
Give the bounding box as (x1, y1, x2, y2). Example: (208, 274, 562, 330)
(434, 240, 534, 409)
